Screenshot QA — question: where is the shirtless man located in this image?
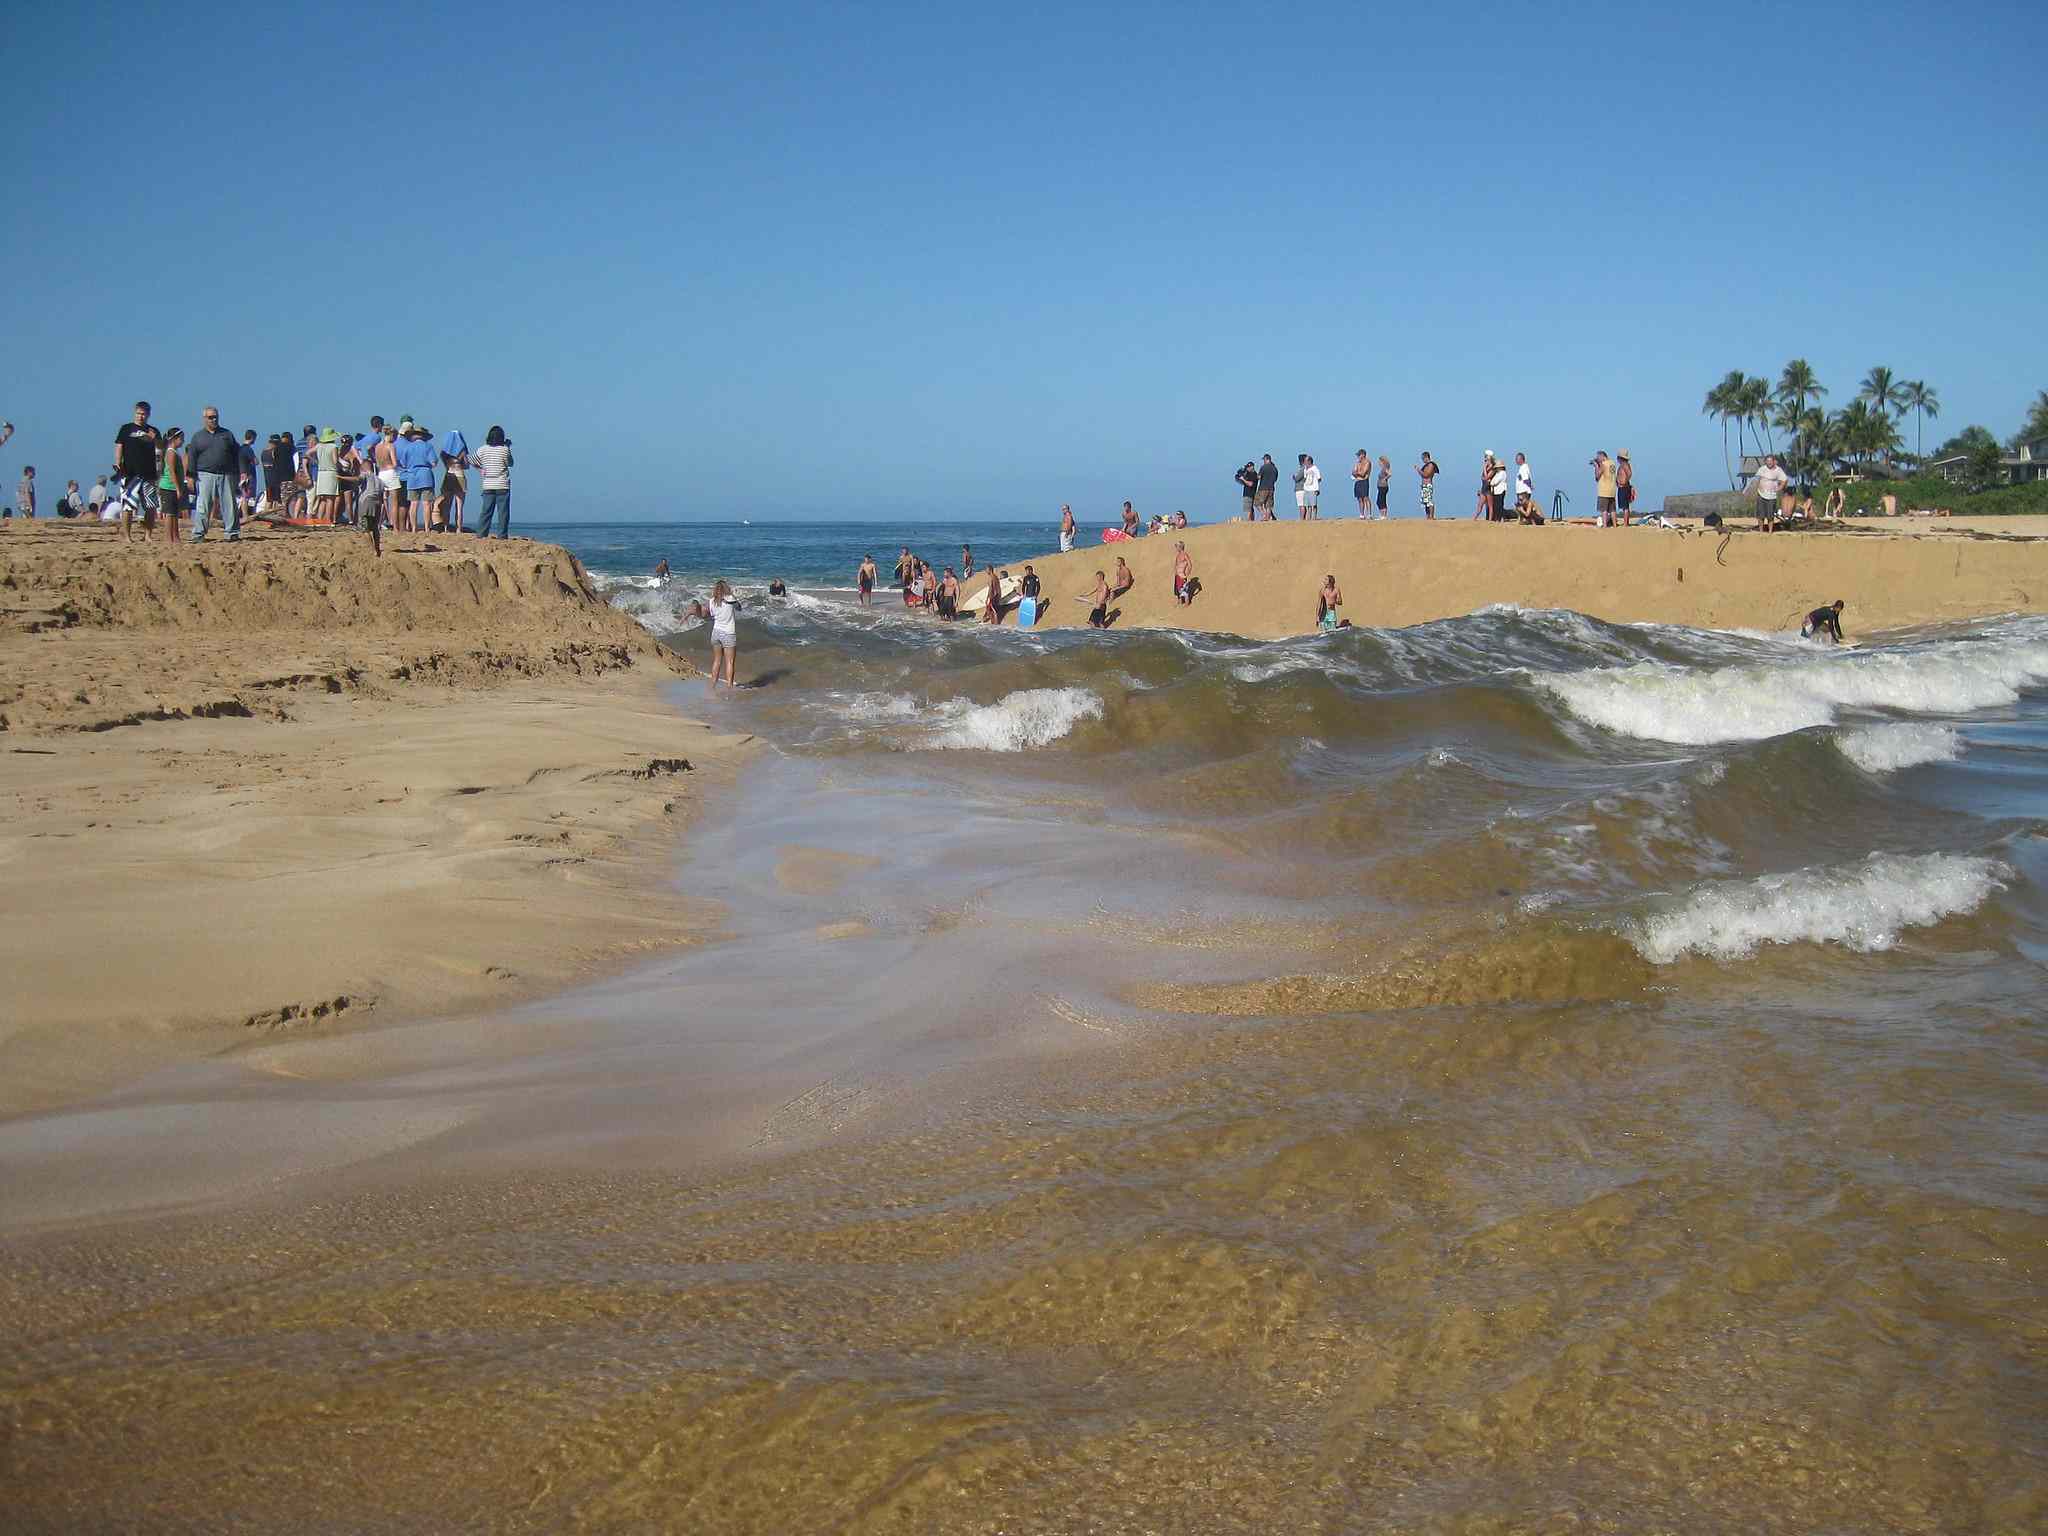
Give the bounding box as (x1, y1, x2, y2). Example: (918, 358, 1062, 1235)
(980, 570, 1006, 624)
(1059, 504, 1076, 552)
(1316, 573, 1345, 630)
(960, 544, 974, 577)
(857, 554, 876, 606)
(937, 567, 959, 620)
(1414, 452, 1439, 519)
(1120, 501, 1139, 538)
(1172, 541, 1195, 605)
(1110, 555, 1134, 602)
(1077, 570, 1111, 628)
(652, 559, 671, 582)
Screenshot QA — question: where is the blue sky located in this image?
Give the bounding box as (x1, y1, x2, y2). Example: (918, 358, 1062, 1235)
(4, 0, 2042, 521)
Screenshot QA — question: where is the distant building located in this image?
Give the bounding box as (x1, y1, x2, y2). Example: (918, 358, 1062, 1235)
(1925, 438, 2048, 486)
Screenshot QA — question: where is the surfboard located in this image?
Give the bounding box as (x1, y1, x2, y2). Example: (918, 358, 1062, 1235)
(1016, 596, 1039, 628)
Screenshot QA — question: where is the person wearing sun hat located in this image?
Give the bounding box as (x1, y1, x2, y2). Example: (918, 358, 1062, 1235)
(1615, 449, 1635, 526)
(393, 420, 438, 532)
(311, 428, 342, 523)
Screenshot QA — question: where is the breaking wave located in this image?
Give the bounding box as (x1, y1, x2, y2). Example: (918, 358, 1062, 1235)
(1537, 631, 2048, 745)
(1628, 851, 2010, 963)
(1835, 723, 1963, 774)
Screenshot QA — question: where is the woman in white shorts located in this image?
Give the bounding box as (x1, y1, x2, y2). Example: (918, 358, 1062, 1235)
(707, 579, 739, 689)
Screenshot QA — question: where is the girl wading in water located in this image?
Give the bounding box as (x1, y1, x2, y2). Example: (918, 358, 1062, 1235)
(707, 579, 740, 689)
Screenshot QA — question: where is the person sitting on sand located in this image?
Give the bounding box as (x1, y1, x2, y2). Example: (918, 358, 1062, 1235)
(1316, 573, 1345, 630)
(1110, 555, 1134, 602)
(1171, 509, 1187, 529)
(1078, 570, 1111, 628)
(857, 554, 876, 606)
(1825, 486, 1846, 520)
(707, 579, 740, 687)
(1801, 599, 1845, 643)
(1172, 542, 1197, 605)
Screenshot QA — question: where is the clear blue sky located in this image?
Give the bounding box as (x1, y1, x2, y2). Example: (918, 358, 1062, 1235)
(5, 0, 2042, 520)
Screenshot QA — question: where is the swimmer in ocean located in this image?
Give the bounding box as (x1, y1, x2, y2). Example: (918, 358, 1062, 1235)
(1801, 599, 1845, 643)
(857, 554, 876, 607)
(652, 559, 670, 583)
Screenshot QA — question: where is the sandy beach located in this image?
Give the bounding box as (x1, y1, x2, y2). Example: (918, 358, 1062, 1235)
(975, 515, 2048, 639)
(0, 522, 753, 1117)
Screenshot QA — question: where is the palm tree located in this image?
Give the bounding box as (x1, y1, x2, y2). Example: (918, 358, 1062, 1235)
(1859, 366, 1906, 421)
(1703, 371, 1744, 488)
(1807, 413, 1844, 481)
(1836, 401, 1877, 471)
(1776, 359, 1826, 420)
(1737, 374, 1775, 458)
(1900, 381, 1940, 464)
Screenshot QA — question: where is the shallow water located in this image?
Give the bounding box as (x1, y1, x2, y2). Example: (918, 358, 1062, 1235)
(3, 570, 2046, 1532)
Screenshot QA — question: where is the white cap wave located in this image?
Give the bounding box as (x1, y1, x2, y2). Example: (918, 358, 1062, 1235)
(1628, 851, 2009, 963)
(823, 687, 1103, 752)
(1537, 631, 2048, 745)
(1834, 722, 1962, 773)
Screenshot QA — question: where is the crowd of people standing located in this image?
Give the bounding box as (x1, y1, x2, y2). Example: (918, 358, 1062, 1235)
(1226, 449, 1642, 526)
(7, 403, 514, 550)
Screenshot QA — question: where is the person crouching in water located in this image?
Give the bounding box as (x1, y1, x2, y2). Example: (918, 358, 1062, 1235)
(707, 579, 740, 687)
(1802, 599, 1845, 643)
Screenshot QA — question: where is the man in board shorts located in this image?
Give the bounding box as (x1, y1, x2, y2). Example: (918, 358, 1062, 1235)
(857, 554, 876, 606)
(113, 400, 162, 542)
(1414, 452, 1438, 518)
(1256, 454, 1278, 519)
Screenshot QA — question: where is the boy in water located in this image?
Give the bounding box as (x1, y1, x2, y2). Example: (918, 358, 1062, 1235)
(1802, 599, 1845, 643)
(857, 554, 876, 606)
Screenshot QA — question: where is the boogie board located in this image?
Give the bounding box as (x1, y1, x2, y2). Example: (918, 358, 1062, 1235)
(1016, 596, 1040, 628)
(1101, 527, 1129, 542)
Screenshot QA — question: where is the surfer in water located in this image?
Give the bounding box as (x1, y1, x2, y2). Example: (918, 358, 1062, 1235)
(1802, 599, 1846, 643)
(652, 559, 670, 583)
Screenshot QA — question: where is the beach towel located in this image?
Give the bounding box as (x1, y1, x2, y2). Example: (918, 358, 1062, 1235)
(441, 430, 468, 459)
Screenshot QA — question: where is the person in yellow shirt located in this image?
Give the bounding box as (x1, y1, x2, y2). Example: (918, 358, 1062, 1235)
(1593, 451, 1618, 525)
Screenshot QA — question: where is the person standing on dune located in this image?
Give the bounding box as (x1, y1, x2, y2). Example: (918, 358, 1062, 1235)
(1060, 504, 1076, 552)
(1353, 450, 1372, 517)
(1414, 452, 1438, 519)
(1257, 454, 1278, 520)
(113, 400, 162, 543)
(1236, 461, 1258, 520)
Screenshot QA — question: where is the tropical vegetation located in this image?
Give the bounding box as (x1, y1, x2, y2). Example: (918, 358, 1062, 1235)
(1702, 365, 2047, 498)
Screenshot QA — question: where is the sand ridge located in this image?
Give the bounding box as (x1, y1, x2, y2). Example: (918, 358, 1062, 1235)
(0, 522, 754, 1116)
(963, 516, 2048, 640)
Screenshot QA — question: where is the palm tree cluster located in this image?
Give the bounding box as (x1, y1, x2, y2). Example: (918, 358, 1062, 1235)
(1701, 362, 1937, 487)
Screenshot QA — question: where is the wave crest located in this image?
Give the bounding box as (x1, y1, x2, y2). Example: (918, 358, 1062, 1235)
(1628, 852, 2009, 963)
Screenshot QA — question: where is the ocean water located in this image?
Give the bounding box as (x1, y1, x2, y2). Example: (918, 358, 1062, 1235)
(8, 520, 2047, 1531)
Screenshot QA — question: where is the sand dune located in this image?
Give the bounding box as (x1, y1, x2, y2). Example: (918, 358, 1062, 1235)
(0, 523, 752, 1116)
(964, 517, 2048, 640)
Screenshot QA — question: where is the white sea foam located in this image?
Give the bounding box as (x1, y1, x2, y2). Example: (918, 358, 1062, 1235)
(1835, 723, 1963, 774)
(1538, 633, 2048, 745)
(922, 688, 1103, 752)
(1628, 851, 2009, 963)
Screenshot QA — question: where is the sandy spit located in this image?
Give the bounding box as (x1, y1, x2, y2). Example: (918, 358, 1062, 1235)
(964, 515, 2048, 640)
(0, 523, 754, 1116)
